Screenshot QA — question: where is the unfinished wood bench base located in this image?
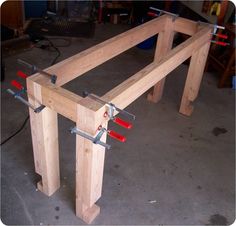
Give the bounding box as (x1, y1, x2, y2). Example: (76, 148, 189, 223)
(26, 15, 212, 223)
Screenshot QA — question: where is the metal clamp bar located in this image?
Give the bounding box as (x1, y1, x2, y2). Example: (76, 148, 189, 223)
(198, 21, 225, 34)
(70, 127, 111, 149)
(7, 89, 45, 113)
(149, 7, 179, 18)
(17, 59, 57, 84)
(198, 21, 225, 30)
(83, 91, 135, 120)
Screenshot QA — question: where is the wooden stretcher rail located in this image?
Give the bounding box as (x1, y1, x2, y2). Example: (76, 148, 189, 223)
(31, 16, 199, 87)
(174, 17, 199, 36)
(31, 15, 168, 86)
(101, 26, 211, 110)
(32, 25, 211, 122)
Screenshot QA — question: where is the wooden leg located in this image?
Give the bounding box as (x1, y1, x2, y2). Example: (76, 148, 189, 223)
(147, 17, 175, 103)
(179, 42, 211, 116)
(27, 79, 60, 196)
(76, 104, 107, 223)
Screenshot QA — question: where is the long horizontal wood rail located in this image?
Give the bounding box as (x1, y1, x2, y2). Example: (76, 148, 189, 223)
(101, 26, 212, 111)
(174, 17, 199, 36)
(30, 15, 168, 86)
(32, 25, 211, 122)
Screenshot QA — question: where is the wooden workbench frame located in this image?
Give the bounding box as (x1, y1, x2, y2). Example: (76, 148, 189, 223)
(26, 15, 212, 224)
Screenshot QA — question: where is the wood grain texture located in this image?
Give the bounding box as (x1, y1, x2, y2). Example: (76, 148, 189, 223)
(41, 84, 82, 121)
(101, 26, 212, 111)
(147, 16, 175, 103)
(174, 17, 198, 36)
(27, 79, 42, 175)
(76, 99, 107, 223)
(29, 15, 167, 86)
(27, 79, 60, 196)
(179, 40, 211, 116)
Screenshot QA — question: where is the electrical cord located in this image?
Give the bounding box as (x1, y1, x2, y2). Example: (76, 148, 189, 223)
(1, 116, 30, 145)
(1, 37, 67, 146)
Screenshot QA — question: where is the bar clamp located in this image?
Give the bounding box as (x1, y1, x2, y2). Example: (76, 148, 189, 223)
(70, 126, 111, 149)
(7, 87, 45, 113)
(148, 7, 179, 21)
(17, 59, 57, 84)
(83, 91, 135, 129)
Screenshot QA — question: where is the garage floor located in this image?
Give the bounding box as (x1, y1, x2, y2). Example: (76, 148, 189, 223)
(1, 23, 235, 225)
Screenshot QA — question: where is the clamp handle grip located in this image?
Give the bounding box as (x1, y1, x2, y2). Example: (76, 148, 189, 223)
(11, 80, 24, 90)
(214, 41, 228, 46)
(17, 70, 28, 79)
(108, 130, 126, 142)
(114, 117, 132, 129)
(147, 12, 157, 17)
(216, 33, 228, 39)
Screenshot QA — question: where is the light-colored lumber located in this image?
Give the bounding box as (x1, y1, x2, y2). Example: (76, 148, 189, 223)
(174, 17, 198, 36)
(41, 84, 82, 121)
(82, 204, 100, 224)
(27, 79, 60, 196)
(147, 16, 175, 103)
(30, 15, 167, 86)
(179, 41, 211, 116)
(75, 98, 107, 223)
(27, 79, 42, 175)
(101, 26, 212, 111)
(26, 15, 213, 224)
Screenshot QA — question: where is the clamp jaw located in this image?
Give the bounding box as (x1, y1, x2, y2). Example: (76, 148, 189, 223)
(17, 59, 57, 84)
(71, 91, 136, 149)
(7, 80, 45, 113)
(70, 127, 111, 149)
(7, 59, 58, 114)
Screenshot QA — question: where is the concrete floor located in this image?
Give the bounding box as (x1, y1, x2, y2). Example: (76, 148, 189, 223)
(1, 23, 235, 225)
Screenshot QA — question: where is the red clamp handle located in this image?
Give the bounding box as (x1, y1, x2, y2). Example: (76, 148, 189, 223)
(113, 117, 132, 129)
(216, 33, 228, 39)
(17, 70, 28, 79)
(108, 130, 126, 142)
(213, 41, 228, 46)
(11, 80, 24, 90)
(147, 12, 157, 17)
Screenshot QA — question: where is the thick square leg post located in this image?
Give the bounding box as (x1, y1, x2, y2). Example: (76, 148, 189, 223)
(27, 79, 60, 196)
(75, 100, 107, 224)
(147, 16, 175, 103)
(179, 41, 211, 116)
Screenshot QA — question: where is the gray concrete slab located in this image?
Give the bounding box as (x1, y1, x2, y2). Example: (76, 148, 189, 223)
(1, 23, 235, 225)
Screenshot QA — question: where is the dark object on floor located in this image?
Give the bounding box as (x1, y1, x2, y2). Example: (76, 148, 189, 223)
(25, 18, 95, 38)
(212, 127, 228, 136)
(208, 214, 228, 225)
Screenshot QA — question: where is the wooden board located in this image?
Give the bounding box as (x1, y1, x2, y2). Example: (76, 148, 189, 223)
(101, 26, 211, 111)
(30, 15, 167, 87)
(179, 41, 211, 116)
(27, 79, 60, 196)
(174, 17, 198, 36)
(147, 16, 175, 103)
(75, 99, 107, 223)
(26, 15, 212, 224)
